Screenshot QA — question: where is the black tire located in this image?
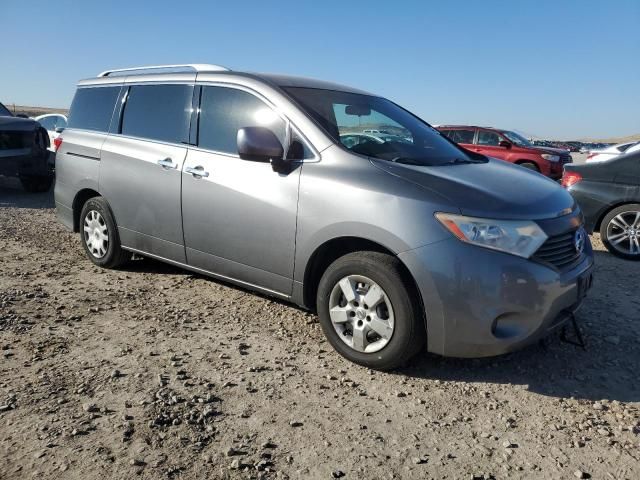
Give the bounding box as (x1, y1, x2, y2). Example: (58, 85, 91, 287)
(20, 176, 53, 193)
(599, 204, 640, 261)
(79, 197, 130, 268)
(316, 251, 426, 370)
(517, 161, 539, 172)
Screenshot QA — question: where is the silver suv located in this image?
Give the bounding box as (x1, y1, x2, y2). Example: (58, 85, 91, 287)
(55, 64, 594, 370)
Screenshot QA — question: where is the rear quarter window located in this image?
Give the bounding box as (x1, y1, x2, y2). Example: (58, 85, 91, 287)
(618, 142, 638, 153)
(38, 116, 57, 130)
(67, 86, 120, 132)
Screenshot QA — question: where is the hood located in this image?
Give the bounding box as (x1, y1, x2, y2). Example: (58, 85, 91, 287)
(0, 116, 39, 132)
(371, 157, 575, 220)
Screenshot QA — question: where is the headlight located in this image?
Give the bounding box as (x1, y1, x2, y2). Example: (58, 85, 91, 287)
(540, 154, 560, 162)
(435, 213, 548, 258)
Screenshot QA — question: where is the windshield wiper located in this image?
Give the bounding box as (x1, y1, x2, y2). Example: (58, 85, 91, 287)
(389, 156, 423, 165)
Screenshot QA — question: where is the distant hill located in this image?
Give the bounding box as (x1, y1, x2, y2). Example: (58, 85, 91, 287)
(4, 104, 69, 118)
(577, 133, 640, 144)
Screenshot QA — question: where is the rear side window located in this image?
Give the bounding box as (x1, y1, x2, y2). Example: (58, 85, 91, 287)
(38, 116, 57, 130)
(198, 86, 286, 155)
(447, 129, 475, 144)
(121, 84, 192, 143)
(618, 142, 638, 153)
(67, 86, 120, 132)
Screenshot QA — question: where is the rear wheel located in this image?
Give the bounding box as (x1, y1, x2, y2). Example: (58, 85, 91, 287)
(316, 251, 425, 370)
(79, 197, 130, 268)
(600, 204, 640, 260)
(20, 176, 53, 193)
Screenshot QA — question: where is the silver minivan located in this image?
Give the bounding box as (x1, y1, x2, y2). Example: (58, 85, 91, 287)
(55, 64, 594, 370)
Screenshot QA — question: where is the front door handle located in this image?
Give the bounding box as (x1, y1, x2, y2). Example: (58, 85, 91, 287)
(157, 158, 177, 169)
(185, 165, 210, 178)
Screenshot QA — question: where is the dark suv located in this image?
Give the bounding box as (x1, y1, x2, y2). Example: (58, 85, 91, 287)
(437, 125, 572, 179)
(0, 101, 53, 191)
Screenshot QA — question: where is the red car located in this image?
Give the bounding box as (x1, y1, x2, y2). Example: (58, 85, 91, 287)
(437, 125, 572, 179)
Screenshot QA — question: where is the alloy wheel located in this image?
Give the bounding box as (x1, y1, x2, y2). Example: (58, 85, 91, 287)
(606, 211, 640, 256)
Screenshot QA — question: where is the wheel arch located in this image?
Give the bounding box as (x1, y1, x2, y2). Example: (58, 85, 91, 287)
(514, 159, 541, 171)
(72, 188, 101, 232)
(301, 236, 425, 323)
(595, 201, 640, 232)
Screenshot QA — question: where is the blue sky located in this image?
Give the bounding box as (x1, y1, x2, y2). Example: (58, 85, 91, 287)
(1, 0, 638, 139)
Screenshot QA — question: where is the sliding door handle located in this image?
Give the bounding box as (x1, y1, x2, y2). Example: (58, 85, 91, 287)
(185, 165, 209, 178)
(157, 158, 177, 169)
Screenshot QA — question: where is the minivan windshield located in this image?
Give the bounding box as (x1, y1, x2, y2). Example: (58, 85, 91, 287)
(502, 130, 532, 147)
(0, 102, 12, 117)
(284, 87, 481, 166)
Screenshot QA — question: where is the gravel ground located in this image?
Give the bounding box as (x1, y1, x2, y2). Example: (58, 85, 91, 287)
(0, 175, 638, 480)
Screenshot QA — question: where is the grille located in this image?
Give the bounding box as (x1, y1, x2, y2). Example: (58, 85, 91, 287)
(534, 230, 581, 269)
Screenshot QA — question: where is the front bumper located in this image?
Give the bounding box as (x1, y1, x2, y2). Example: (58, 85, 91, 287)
(399, 234, 594, 358)
(0, 149, 53, 178)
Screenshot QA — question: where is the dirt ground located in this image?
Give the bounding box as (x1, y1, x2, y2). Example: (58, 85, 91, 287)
(0, 175, 638, 480)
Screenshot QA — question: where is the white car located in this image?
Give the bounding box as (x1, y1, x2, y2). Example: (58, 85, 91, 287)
(586, 141, 639, 163)
(33, 114, 67, 150)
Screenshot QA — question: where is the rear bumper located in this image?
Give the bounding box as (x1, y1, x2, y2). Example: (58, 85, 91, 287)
(399, 234, 594, 358)
(0, 149, 53, 178)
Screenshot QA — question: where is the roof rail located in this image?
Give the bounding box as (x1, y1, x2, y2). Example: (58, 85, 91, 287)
(97, 64, 230, 77)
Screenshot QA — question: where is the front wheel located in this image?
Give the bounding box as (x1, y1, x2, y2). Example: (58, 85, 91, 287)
(316, 251, 425, 370)
(600, 204, 640, 260)
(79, 197, 130, 268)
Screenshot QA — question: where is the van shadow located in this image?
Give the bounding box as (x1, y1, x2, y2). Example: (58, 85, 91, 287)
(399, 338, 638, 403)
(0, 177, 55, 209)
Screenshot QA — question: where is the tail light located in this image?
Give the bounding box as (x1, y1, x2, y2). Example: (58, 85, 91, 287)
(561, 171, 582, 188)
(53, 136, 63, 152)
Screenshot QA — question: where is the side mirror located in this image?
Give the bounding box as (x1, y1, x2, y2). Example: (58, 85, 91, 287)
(498, 140, 512, 149)
(237, 126, 284, 160)
(238, 127, 289, 173)
(15, 113, 29, 118)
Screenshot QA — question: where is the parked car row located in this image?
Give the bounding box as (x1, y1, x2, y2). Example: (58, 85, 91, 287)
(533, 139, 613, 153)
(586, 141, 640, 163)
